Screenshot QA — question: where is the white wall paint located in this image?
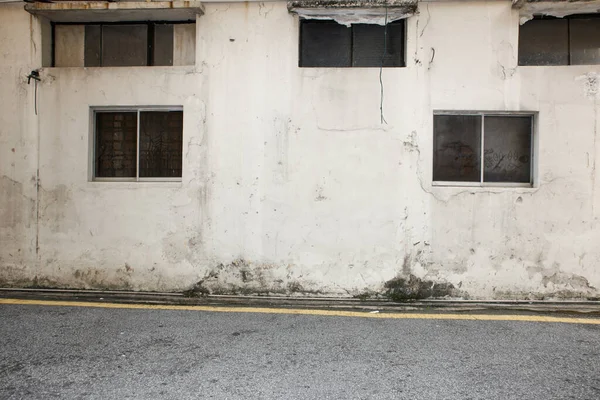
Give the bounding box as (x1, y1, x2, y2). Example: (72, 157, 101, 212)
(1, 1, 600, 299)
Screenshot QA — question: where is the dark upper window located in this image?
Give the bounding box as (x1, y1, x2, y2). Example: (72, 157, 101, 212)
(94, 109, 183, 180)
(299, 19, 405, 67)
(433, 113, 533, 185)
(54, 22, 186, 67)
(519, 15, 600, 66)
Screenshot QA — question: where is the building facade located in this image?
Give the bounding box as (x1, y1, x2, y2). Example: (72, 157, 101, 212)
(1, 0, 600, 299)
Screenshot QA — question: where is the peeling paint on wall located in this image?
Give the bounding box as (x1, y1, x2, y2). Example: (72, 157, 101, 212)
(516, 1, 600, 25)
(288, 0, 417, 26)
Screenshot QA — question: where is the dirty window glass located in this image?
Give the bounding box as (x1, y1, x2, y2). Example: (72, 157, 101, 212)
(299, 19, 405, 67)
(84, 25, 102, 67)
(153, 24, 174, 66)
(570, 18, 600, 65)
(352, 21, 404, 67)
(102, 25, 148, 67)
(95, 112, 138, 178)
(518, 18, 568, 66)
(73, 22, 184, 67)
(94, 109, 183, 180)
(300, 20, 351, 67)
(433, 115, 482, 182)
(139, 111, 183, 178)
(483, 116, 532, 183)
(433, 113, 534, 186)
(519, 15, 600, 66)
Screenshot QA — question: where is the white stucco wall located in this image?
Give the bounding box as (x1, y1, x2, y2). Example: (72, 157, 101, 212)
(1, 1, 599, 299)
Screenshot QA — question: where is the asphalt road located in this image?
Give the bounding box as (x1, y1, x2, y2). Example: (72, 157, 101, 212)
(1, 303, 599, 400)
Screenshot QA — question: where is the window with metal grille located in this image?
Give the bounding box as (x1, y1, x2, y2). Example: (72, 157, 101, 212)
(93, 108, 183, 181)
(519, 15, 600, 66)
(433, 113, 534, 186)
(299, 19, 405, 67)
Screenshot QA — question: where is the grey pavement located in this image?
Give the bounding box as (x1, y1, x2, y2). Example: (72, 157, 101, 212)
(1, 304, 599, 400)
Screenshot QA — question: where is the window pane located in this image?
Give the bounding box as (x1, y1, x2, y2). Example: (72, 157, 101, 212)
(433, 115, 481, 182)
(153, 23, 174, 66)
(518, 19, 568, 66)
(352, 21, 404, 67)
(483, 116, 532, 183)
(139, 111, 183, 178)
(570, 18, 600, 65)
(102, 25, 148, 67)
(54, 25, 85, 67)
(84, 25, 101, 67)
(300, 20, 351, 67)
(95, 112, 137, 178)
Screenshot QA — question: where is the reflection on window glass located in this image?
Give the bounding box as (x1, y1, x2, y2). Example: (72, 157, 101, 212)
(95, 112, 138, 178)
(433, 113, 533, 185)
(299, 20, 405, 67)
(94, 110, 183, 180)
(153, 24, 175, 66)
(300, 20, 351, 67)
(84, 25, 102, 67)
(483, 116, 532, 183)
(139, 111, 183, 178)
(352, 22, 404, 67)
(433, 115, 481, 182)
(518, 19, 568, 66)
(102, 25, 148, 67)
(570, 18, 600, 65)
(519, 15, 600, 66)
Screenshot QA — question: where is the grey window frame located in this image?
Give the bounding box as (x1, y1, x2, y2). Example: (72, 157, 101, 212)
(432, 111, 536, 188)
(90, 106, 183, 182)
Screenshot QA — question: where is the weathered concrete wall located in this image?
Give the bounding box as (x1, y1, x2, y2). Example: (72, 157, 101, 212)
(1, 1, 600, 299)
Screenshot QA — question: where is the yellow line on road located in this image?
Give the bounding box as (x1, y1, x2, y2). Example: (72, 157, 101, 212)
(1, 298, 599, 325)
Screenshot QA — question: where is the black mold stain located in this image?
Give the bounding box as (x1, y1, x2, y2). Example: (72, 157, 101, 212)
(384, 274, 456, 301)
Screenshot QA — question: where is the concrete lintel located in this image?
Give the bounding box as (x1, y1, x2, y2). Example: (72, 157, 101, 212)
(288, 0, 418, 26)
(25, 1, 205, 23)
(512, 0, 600, 24)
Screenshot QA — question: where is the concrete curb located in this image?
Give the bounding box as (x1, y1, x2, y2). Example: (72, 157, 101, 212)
(2, 288, 600, 315)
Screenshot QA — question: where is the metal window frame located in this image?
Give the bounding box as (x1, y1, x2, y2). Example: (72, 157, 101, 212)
(89, 106, 184, 182)
(432, 110, 537, 188)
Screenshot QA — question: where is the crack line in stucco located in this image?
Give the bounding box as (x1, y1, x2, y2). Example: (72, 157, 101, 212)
(419, 3, 430, 38)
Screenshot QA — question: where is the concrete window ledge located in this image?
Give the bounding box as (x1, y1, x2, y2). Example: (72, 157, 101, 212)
(513, 0, 600, 24)
(287, 0, 418, 26)
(25, 1, 205, 23)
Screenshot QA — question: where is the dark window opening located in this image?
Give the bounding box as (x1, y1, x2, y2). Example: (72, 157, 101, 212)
(433, 113, 533, 185)
(299, 19, 405, 67)
(519, 15, 600, 66)
(56, 22, 178, 67)
(95, 109, 183, 180)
